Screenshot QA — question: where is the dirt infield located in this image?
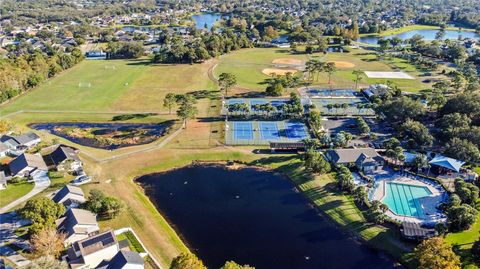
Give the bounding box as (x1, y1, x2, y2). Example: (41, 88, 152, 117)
(272, 58, 303, 65)
(262, 68, 298, 76)
(330, 61, 355, 68)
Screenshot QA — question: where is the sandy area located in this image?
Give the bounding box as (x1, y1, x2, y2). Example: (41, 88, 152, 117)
(330, 61, 356, 68)
(262, 68, 298, 76)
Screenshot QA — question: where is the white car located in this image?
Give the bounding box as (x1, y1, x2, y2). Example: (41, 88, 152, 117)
(71, 175, 91, 186)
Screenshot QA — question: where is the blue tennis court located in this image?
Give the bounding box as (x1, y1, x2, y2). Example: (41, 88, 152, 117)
(226, 121, 311, 145)
(306, 89, 359, 97)
(285, 122, 309, 139)
(260, 122, 281, 140)
(234, 122, 253, 140)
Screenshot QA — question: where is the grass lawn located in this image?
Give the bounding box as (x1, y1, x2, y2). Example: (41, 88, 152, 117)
(0, 58, 216, 115)
(0, 181, 34, 208)
(215, 47, 433, 93)
(116, 231, 146, 253)
(445, 198, 480, 269)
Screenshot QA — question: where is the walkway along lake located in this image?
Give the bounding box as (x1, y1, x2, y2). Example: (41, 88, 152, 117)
(358, 29, 480, 44)
(136, 164, 400, 269)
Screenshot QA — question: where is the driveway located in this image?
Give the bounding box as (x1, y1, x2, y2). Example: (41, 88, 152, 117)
(0, 176, 51, 214)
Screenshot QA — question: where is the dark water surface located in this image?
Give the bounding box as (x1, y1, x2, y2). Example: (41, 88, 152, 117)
(137, 165, 400, 269)
(30, 122, 171, 149)
(358, 29, 480, 44)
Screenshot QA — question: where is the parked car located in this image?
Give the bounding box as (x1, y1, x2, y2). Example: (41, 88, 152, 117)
(71, 175, 91, 186)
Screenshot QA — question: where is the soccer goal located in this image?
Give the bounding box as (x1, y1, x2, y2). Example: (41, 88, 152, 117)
(104, 65, 117, 70)
(78, 82, 92, 88)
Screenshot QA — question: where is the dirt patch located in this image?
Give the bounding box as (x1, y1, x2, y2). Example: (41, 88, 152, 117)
(330, 61, 356, 68)
(262, 68, 298, 76)
(272, 58, 303, 65)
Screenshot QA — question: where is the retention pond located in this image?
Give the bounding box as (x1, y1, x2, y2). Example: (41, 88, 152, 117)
(136, 164, 399, 269)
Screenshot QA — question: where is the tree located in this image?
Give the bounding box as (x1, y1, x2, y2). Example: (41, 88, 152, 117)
(307, 110, 322, 131)
(169, 253, 206, 269)
(444, 138, 480, 164)
(352, 70, 363, 90)
(20, 198, 66, 234)
(366, 200, 388, 224)
(356, 117, 370, 135)
(0, 119, 13, 134)
(176, 95, 199, 128)
(401, 119, 433, 149)
(163, 93, 177, 114)
(218, 73, 237, 97)
(353, 186, 368, 206)
(447, 204, 478, 231)
(21, 255, 68, 269)
(454, 178, 479, 205)
(414, 237, 460, 269)
(83, 189, 124, 219)
(471, 239, 480, 264)
(324, 62, 337, 88)
(220, 261, 255, 269)
(336, 165, 354, 192)
(378, 97, 425, 122)
(411, 154, 429, 172)
(30, 227, 66, 258)
(304, 150, 331, 174)
(265, 81, 284, 96)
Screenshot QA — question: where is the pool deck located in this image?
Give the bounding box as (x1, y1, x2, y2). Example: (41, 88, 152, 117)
(370, 173, 447, 225)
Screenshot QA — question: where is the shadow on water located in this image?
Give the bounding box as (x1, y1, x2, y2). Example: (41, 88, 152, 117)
(136, 164, 399, 269)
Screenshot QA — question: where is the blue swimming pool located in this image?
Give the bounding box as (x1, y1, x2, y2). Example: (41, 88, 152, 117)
(382, 182, 432, 218)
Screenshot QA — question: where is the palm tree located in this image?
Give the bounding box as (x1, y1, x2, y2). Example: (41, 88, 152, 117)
(314, 61, 325, 82)
(352, 70, 363, 91)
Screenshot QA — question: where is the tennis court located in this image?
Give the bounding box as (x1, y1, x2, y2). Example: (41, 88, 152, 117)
(223, 98, 290, 115)
(310, 97, 375, 116)
(302, 89, 361, 98)
(225, 120, 310, 145)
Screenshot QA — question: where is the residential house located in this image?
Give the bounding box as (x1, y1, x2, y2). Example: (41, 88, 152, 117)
(56, 208, 100, 246)
(8, 153, 48, 178)
(1, 132, 41, 150)
(325, 148, 384, 173)
(46, 145, 82, 172)
(97, 250, 144, 269)
(52, 185, 86, 209)
(65, 230, 119, 269)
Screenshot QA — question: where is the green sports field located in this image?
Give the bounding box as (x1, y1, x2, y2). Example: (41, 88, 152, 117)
(215, 47, 441, 93)
(0, 59, 217, 115)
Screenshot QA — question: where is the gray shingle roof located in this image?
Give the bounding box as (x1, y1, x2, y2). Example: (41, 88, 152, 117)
(9, 153, 48, 176)
(326, 148, 383, 164)
(52, 185, 85, 204)
(106, 250, 144, 268)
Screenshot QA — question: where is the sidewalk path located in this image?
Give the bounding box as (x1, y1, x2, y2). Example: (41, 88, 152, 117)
(0, 177, 51, 214)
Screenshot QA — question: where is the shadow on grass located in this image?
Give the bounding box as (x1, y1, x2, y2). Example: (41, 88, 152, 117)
(187, 90, 221, 100)
(112, 113, 158, 121)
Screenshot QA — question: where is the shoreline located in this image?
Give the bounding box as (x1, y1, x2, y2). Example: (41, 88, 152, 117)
(134, 160, 409, 268)
(359, 24, 477, 37)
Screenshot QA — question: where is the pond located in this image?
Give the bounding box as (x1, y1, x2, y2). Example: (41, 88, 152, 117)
(358, 29, 480, 44)
(136, 164, 399, 269)
(192, 13, 223, 30)
(30, 121, 173, 149)
(271, 34, 289, 44)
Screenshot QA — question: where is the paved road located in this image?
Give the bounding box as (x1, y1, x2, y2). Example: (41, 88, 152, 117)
(0, 212, 31, 267)
(0, 176, 51, 214)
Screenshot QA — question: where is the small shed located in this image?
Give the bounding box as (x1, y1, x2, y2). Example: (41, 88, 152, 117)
(269, 142, 306, 152)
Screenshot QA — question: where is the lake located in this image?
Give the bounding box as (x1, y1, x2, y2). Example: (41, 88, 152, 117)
(137, 164, 400, 269)
(192, 13, 223, 30)
(30, 122, 172, 149)
(358, 29, 480, 44)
